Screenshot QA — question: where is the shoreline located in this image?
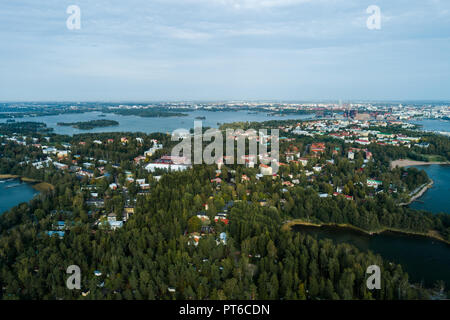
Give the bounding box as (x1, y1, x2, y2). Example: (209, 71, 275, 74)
(398, 180, 434, 206)
(391, 159, 449, 208)
(283, 219, 450, 245)
(0, 174, 19, 179)
(0, 174, 54, 192)
(390, 159, 450, 169)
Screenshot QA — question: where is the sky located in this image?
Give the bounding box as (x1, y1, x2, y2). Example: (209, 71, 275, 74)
(0, 0, 449, 102)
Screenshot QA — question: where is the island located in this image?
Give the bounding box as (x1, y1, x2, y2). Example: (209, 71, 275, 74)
(57, 120, 119, 130)
(105, 109, 188, 118)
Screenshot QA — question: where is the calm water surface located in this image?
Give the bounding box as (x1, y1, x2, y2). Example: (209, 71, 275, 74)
(0, 179, 39, 215)
(408, 165, 450, 214)
(294, 224, 450, 287)
(410, 119, 450, 133)
(0, 110, 314, 135)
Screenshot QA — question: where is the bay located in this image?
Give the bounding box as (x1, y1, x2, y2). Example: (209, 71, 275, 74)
(408, 165, 450, 214)
(410, 119, 450, 133)
(0, 110, 314, 136)
(0, 179, 39, 215)
(293, 224, 450, 287)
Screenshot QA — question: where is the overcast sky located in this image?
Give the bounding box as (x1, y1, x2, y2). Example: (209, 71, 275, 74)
(0, 0, 449, 101)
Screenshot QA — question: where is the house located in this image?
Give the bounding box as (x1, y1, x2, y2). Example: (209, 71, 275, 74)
(78, 169, 94, 178)
(32, 158, 52, 169)
(416, 142, 430, 148)
(285, 152, 295, 162)
(188, 233, 201, 247)
(367, 179, 383, 188)
(42, 147, 57, 155)
(219, 232, 227, 245)
(134, 156, 146, 164)
(123, 206, 135, 220)
(57, 150, 69, 159)
(53, 162, 68, 170)
(259, 164, 273, 176)
(299, 158, 308, 166)
(136, 179, 146, 185)
(145, 156, 191, 172)
(98, 214, 123, 230)
(196, 214, 210, 223)
(310, 143, 326, 154)
(144, 143, 163, 157)
(46, 231, 65, 239)
(356, 138, 370, 145)
(210, 177, 222, 184)
(109, 183, 118, 190)
(83, 162, 94, 169)
(109, 221, 123, 230)
(139, 183, 150, 190)
(214, 215, 229, 225)
(86, 199, 104, 208)
(200, 226, 214, 234)
(259, 200, 268, 207)
(333, 193, 354, 200)
(55, 221, 65, 230)
(282, 181, 294, 187)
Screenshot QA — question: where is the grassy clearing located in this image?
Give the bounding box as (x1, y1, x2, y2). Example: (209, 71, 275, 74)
(32, 182, 54, 192)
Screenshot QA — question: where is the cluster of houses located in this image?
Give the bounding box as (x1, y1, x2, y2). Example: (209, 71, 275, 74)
(284, 119, 426, 148)
(187, 201, 233, 247)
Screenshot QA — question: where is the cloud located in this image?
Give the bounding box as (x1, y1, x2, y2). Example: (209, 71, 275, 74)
(159, 0, 311, 10)
(0, 0, 450, 100)
(211, 0, 311, 9)
(158, 26, 212, 40)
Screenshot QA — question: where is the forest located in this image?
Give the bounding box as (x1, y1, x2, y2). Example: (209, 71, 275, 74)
(0, 167, 433, 300)
(0, 124, 449, 300)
